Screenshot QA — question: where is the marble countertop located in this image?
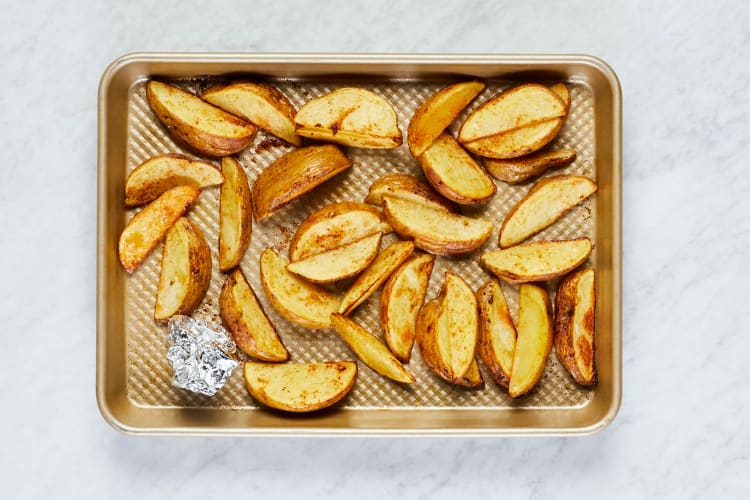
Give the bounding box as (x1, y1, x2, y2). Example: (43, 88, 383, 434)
(1, 1, 748, 498)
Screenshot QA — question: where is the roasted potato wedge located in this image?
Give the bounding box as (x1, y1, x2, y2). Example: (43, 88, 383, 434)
(146, 81, 256, 156)
(243, 361, 357, 412)
(202, 82, 302, 146)
(554, 268, 597, 386)
(462, 118, 564, 159)
(154, 218, 211, 320)
(382, 196, 493, 255)
(365, 173, 455, 212)
(220, 268, 288, 362)
(499, 175, 597, 247)
(338, 240, 415, 316)
(476, 280, 517, 388)
(330, 314, 415, 384)
(550, 83, 571, 109)
(118, 185, 201, 273)
(219, 157, 253, 271)
(295, 87, 402, 148)
(482, 238, 592, 284)
(125, 154, 223, 207)
(289, 202, 392, 261)
(259, 248, 341, 329)
(408, 80, 485, 157)
(434, 272, 479, 379)
(380, 253, 435, 362)
(286, 232, 382, 283)
(508, 284, 552, 397)
(252, 145, 352, 221)
(483, 149, 577, 184)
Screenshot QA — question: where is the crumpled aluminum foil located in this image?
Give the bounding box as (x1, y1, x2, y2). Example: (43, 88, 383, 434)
(166, 315, 239, 396)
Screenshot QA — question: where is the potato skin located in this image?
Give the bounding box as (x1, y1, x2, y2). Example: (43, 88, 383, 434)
(365, 173, 456, 212)
(554, 268, 597, 386)
(463, 118, 564, 159)
(476, 280, 516, 388)
(483, 149, 577, 184)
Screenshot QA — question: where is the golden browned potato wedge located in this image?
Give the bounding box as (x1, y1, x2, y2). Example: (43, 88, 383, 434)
(554, 268, 597, 386)
(462, 118, 564, 159)
(243, 360, 357, 412)
(476, 280, 517, 388)
(338, 240, 415, 316)
(252, 145, 352, 221)
(220, 267, 288, 362)
(125, 154, 223, 207)
(154, 218, 211, 321)
(382, 196, 493, 255)
(508, 284, 552, 397)
(118, 185, 202, 273)
(482, 238, 592, 284)
(202, 82, 302, 146)
(289, 202, 392, 261)
(146, 81, 256, 156)
(219, 157, 252, 271)
(550, 83, 571, 109)
(365, 173, 455, 212)
(499, 175, 597, 248)
(295, 88, 402, 148)
(286, 232, 382, 283)
(330, 314, 415, 384)
(380, 253, 435, 362)
(259, 248, 341, 329)
(434, 272, 479, 379)
(408, 80, 486, 157)
(483, 149, 577, 184)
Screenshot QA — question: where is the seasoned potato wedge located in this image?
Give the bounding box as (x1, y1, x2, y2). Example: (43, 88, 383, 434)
(330, 314, 415, 384)
(338, 240, 415, 316)
(252, 145, 352, 221)
(365, 173, 455, 212)
(419, 132, 496, 204)
(154, 218, 211, 320)
(483, 149, 577, 184)
(220, 268, 288, 362)
(125, 155, 223, 207)
(146, 81, 256, 156)
(434, 272, 479, 379)
(380, 253, 435, 362)
(408, 80, 485, 157)
(295, 88, 402, 148)
(382, 196, 493, 255)
(482, 238, 592, 284)
(243, 361, 357, 412)
(259, 248, 340, 329)
(286, 232, 382, 283)
(499, 175, 597, 247)
(550, 83, 571, 109)
(462, 118, 564, 159)
(118, 185, 201, 273)
(202, 82, 302, 146)
(508, 284, 552, 398)
(554, 268, 597, 386)
(476, 280, 517, 388)
(289, 202, 392, 261)
(219, 157, 253, 271)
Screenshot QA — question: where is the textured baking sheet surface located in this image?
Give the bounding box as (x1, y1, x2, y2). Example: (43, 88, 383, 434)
(124, 78, 596, 409)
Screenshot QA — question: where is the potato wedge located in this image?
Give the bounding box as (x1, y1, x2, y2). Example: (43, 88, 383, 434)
(408, 80, 485, 157)
(289, 202, 392, 261)
(125, 154, 223, 207)
(286, 232, 382, 283)
(554, 268, 597, 386)
(434, 272, 479, 379)
(550, 83, 571, 110)
(220, 268, 288, 362)
(380, 253, 435, 362)
(202, 82, 302, 146)
(331, 314, 415, 384)
(419, 132, 496, 204)
(146, 81, 256, 156)
(476, 280, 517, 388)
(499, 175, 597, 247)
(382, 196, 493, 255)
(295, 87, 402, 148)
(483, 149, 577, 184)
(508, 284, 552, 397)
(365, 173, 455, 212)
(243, 361, 357, 412)
(252, 145, 352, 221)
(462, 118, 564, 159)
(259, 248, 341, 329)
(482, 238, 592, 284)
(154, 218, 211, 320)
(338, 240, 415, 316)
(118, 185, 201, 273)
(219, 157, 252, 271)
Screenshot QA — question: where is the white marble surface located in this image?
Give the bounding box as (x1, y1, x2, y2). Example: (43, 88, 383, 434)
(1, 0, 748, 498)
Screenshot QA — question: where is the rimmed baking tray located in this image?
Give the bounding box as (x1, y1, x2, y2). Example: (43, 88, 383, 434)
(97, 53, 621, 435)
